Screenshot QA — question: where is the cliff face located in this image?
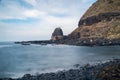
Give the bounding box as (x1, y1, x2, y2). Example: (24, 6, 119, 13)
(69, 0, 120, 41)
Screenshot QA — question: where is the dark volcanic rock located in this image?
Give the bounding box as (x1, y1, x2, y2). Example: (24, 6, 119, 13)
(52, 27, 63, 36)
(0, 59, 120, 80)
(78, 12, 120, 27)
(51, 27, 64, 41)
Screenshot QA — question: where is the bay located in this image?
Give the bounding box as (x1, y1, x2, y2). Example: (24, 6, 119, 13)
(0, 42, 120, 78)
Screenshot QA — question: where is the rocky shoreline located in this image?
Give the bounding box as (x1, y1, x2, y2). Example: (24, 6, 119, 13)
(1, 59, 120, 80)
(15, 37, 120, 46)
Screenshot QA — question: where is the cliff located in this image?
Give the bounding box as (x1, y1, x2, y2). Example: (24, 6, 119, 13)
(67, 0, 120, 45)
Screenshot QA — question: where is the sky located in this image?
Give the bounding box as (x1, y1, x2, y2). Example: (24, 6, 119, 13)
(0, 0, 97, 41)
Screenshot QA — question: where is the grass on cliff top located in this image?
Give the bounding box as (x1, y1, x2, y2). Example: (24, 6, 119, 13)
(107, 19, 120, 39)
(82, 0, 120, 19)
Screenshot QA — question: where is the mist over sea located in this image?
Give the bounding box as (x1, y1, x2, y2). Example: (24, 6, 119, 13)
(0, 42, 120, 78)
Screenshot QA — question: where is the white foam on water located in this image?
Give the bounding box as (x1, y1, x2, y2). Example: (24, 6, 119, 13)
(30, 44, 69, 48)
(0, 45, 13, 48)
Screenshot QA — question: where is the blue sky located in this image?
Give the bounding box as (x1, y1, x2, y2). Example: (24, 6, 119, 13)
(0, 0, 97, 41)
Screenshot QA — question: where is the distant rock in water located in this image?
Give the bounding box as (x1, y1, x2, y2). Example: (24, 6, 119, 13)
(51, 27, 64, 41)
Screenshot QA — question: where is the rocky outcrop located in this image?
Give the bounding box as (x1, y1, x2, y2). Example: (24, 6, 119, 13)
(78, 12, 120, 27)
(68, 0, 120, 45)
(51, 27, 64, 41)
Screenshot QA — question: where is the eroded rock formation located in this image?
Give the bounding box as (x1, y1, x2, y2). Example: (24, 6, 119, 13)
(51, 27, 64, 41)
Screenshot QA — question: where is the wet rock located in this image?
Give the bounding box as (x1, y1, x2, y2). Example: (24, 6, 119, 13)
(1, 59, 120, 80)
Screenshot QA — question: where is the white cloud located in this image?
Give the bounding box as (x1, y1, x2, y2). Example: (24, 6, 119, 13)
(22, 9, 46, 18)
(0, 0, 97, 41)
(44, 15, 75, 25)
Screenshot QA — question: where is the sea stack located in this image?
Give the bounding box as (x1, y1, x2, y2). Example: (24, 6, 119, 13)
(51, 27, 64, 41)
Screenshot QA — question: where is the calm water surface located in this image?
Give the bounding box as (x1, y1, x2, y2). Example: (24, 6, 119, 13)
(0, 42, 120, 78)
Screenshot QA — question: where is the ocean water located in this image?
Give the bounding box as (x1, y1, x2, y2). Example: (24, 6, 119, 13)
(0, 42, 120, 78)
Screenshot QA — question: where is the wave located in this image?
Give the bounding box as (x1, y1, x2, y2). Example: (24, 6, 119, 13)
(28, 43, 78, 48)
(0, 45, 13, 48)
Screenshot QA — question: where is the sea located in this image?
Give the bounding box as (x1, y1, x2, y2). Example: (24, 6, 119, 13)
(0, 42, 120, 78)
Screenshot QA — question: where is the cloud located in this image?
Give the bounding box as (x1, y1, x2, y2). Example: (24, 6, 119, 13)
(0, 0, 97, 41)
(81, 0, 87, 3)
(22, 9, 46, 18)
(24, 0, 37, 6)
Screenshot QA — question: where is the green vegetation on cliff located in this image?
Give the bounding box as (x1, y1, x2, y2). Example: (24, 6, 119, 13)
(69, 0, 120, 41)
(107, 19, 120, 39)
(82, 0, 120, 19)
